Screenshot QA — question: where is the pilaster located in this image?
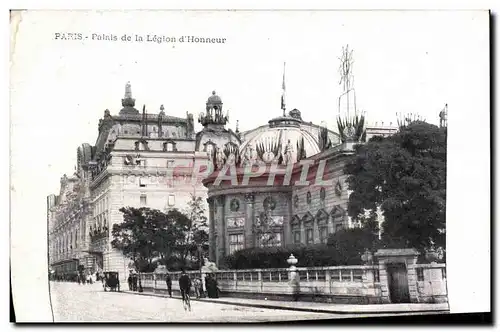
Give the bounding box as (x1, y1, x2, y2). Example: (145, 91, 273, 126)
(207, 197, 216, 261)
(284, 195, 292, 246)
(244, 193, 255, 249)
(215, 195, 226, 266)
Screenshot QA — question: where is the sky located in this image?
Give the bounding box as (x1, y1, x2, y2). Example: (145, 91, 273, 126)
(10, 9, 488, 210)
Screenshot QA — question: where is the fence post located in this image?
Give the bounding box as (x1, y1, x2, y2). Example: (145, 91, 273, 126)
(287, 254, 300, 301)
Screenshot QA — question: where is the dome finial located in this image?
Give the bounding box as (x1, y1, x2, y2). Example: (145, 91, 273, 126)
(125, 81, 132, 99)
(160, 104, 164, 111)
(212, 90, 216, 95)
(121, 81, 137, 110)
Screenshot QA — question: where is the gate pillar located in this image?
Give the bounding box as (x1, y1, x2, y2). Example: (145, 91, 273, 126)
(374, 248, 420, 303)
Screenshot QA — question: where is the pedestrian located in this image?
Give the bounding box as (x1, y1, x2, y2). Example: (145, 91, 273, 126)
(193, 277, 201, 299)
(166, 274, 172, 297)
(132, 274, 138, 291)
(128, 274, 133, 291)
(206, 274, 217, 298)
(212, 274, 220, 298)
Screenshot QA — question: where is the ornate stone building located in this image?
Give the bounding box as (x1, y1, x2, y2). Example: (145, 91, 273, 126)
(202, 111, 362, 266)
(48, 80, 396, 277)
(48, 172, 92, 276)
(201, 47, 399, 266)
(48, 84, 236, 279)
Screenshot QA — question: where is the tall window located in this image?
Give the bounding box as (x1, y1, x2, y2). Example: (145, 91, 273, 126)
(164, 142, 174, 152)
(168, 194, 175, 206)
(293, 231, 301, 244)
(320, 227, 329, 244)
(229, 233, 244, 254)
(140, 194, 147, 206)
(306, 229, 314, 245)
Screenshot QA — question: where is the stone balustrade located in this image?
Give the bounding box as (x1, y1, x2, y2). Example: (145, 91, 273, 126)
(135, 263, 447, 304)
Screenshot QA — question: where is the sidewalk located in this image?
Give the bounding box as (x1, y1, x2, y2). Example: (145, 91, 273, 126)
(122, 290, 450, 315)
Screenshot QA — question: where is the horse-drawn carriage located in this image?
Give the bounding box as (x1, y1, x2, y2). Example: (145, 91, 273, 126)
(102, 272, 120, 292)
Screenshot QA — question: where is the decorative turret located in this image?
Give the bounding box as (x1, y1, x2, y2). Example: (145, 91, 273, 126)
(439, 104, 448, 128)
(198, 90, 229, 128)
(318, 121, 332, 152)
(98, 109, 114, 133)
(288, 108, 302, 121)
(336, 45, 366, 143)
(119, 81, 139, 115)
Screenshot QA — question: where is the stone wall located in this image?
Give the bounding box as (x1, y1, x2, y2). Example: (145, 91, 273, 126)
(137, 261, 447, 304)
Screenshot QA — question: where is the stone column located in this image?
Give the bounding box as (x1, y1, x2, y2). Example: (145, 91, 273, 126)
(406, 255, 420, 303)
(327, 215, 334, 234)
(377, 258, 391, 304)
(244, 193, 255, 249)
(300, 221, 306, 245)
(313, 219, 320, 244)
(207, 197, 216, 262)
(284, 195, 292, 246)
(215, 195, 226, 266)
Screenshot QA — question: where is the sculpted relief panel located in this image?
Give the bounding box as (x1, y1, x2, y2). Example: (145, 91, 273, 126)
(227, 217, 245, 229)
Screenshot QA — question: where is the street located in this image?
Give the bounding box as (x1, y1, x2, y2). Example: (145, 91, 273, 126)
(49, 281, 341, 322)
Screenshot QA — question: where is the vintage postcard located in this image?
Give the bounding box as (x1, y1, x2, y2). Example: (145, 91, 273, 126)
(9, 9, 491, 323)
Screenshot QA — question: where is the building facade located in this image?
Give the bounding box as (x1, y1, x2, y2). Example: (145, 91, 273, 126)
(48, 81, 395, 279)
(202, 112, 371, 266)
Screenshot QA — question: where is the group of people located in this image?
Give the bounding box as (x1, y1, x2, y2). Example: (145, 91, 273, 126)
(127, 273, 140, 291)
(164, 270, 220, 300)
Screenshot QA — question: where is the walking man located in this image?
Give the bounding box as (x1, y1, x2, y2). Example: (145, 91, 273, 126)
(178, 269, 192, 311)
(166, 274, 172, 298)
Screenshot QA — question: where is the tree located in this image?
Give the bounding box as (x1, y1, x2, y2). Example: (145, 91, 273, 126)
(179, 195, 209, 268)
(327, 228, 378, 263)
(111, 207, 186, 272)
(344, 121, 446, 254)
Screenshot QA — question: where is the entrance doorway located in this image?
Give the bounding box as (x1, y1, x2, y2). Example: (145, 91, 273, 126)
(387, 263, 410, 303)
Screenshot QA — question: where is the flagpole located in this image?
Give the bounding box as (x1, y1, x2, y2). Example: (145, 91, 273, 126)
(281, 62, 286, 117)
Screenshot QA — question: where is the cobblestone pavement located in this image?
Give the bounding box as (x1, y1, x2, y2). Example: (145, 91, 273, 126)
(49, 282, 343, 322)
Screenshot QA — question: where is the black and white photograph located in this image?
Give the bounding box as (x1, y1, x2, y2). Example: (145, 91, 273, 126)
(9, 8, 491, 324)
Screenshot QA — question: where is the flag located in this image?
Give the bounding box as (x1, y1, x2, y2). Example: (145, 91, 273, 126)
(281, 62, 286, 114)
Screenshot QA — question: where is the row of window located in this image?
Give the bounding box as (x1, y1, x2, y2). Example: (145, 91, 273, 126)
(293, 224, 344, 245)
(119, 127, 185, 138)
(127, 159, 177, 169)
(228, 233, 284, 254)
(139, 194, 176, 207)
(229, 226, 347, 254)
(93, 196, 109, 217)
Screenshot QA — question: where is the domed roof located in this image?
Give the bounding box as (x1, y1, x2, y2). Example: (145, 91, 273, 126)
(207, 91, 222, 104)
(239, 115, 321, 164)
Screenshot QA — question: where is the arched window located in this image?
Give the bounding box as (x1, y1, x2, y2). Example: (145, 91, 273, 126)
(316, 209, 329, 244)
(290, 215, 301, 244)
(163, 140, 177, 152)
(331, 205, 346, 232)
(302, 212, 314, 245)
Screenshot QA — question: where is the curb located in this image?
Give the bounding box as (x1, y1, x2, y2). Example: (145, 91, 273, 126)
(120, 291, 450, 315)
